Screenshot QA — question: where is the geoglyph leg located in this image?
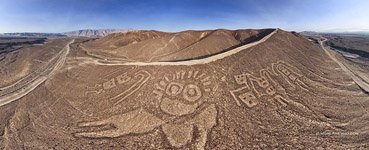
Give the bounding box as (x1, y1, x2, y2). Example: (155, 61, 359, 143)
(162, 122, 194, 148)
(192, 104, 217, 150)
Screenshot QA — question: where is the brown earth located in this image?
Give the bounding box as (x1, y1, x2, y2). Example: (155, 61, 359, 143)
(0, 38, 71, 87)
(0, 29, 369, 149)
(81, 29, 270, 62)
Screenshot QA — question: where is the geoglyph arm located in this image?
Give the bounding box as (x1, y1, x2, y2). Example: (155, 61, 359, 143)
(75, 108, 165, 138)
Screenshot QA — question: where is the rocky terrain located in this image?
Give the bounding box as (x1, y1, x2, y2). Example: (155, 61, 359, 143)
(81, 29, 272, 61)
(0, 37, 71, 87)
(325, 34, 369, 54)
(0, 28, 369, 149)
(0, 37, 46, 51)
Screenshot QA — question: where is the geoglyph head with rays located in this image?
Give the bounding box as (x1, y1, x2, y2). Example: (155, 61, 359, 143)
(153, 70, 216, 116)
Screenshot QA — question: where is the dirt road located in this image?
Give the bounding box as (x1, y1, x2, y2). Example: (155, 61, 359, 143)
(0, 39, 75, 106)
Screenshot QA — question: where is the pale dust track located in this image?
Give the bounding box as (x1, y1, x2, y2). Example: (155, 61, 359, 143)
(0, 39, 75, 107)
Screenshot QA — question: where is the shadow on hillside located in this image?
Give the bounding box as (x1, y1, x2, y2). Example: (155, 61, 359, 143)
(327, 42, 369, 59)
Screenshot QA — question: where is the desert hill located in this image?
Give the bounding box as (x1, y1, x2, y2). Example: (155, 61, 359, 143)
(81, 29, 272, 62)
(0, 38, 71, 87)
(1, 28, 369, 149)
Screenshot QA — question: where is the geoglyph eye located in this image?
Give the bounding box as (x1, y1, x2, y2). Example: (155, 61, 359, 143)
(183, 84, 201, 102)
(152, 70, 214, 117)
(165, 82, 184, 96)
(153, 70, 213, 104)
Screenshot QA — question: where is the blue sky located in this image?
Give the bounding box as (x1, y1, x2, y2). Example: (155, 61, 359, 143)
(0, 0, 368, 33)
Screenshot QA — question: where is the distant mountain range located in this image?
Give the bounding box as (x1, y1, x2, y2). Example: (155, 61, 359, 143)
(301, 30, 369, 36)
(0, 32, 66, 38)
(0, 29, 133, 38)
(63, 29, 133, 37)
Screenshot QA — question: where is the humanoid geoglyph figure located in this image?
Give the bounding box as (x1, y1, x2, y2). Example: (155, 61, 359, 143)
(76, 70, 217, 150)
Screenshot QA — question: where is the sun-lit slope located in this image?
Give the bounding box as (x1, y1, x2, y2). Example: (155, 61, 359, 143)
(84, 30, 169, 50)
(152, 29, 265, 61)
(0, 38, 71, 87)
(81, 29, 267, 62)
(214, 29, 369, 138)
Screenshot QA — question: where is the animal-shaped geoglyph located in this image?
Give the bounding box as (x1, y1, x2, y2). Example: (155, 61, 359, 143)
(230, 61, 312, 108)
(85, 70, 151, 105)
(230, 67, 289, 108)
(272, 61, 309, 91)
(76, 70, 217, 150)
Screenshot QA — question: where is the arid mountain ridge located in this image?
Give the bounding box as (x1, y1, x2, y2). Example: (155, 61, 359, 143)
(63, 29, 134, 37)
(0, 29, 133, 38)
(81, 29, 274, 62)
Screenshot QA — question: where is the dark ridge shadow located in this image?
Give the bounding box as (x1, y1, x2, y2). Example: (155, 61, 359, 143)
(0, 37, 46, 52)
(327, 42, 369, 59)
(359, 86, 369, 95)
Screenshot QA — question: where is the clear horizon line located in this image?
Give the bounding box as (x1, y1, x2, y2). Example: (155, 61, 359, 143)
(1, 27, 369, 34)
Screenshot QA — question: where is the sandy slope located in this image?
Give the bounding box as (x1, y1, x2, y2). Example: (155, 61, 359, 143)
(0, 39, 74, 106)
